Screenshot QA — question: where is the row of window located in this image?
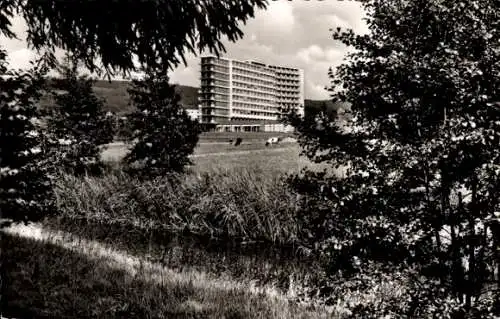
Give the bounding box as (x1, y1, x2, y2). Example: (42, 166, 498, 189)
(232, 67, 275, 81)
(276, 73, 300, 79)
(233, 74, 275, 86)
(232, 109, 276, 117)
(233, 82, 276, 94)
(232, 88, 276, 99)
(233, 95, 274, 104)
(230, 117, 264, 122)
(200, 85, 300, 100)
(278, 96, 302, 101)
(233, 104, 278, 112)
(277, 103, 303, 108)
(233, 79, 275, 92)
(232, 102, 278, 111)
(277, 85, 301, 90)
(277, 89, 300, 95)
(232, 61, 271, 73)
(277, 79, 300, 85)
(278, 95, 301, 101)
(269, 65, 300, 72)
(276, 72, 300, 78)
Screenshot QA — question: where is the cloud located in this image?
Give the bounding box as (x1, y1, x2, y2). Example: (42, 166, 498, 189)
(258, 1, 295, 30)
(307, 83, 331, 100)
(1, 1, 368, 99)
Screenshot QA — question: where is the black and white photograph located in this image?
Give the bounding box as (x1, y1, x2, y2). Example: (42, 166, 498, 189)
(1, 0, 499, 318)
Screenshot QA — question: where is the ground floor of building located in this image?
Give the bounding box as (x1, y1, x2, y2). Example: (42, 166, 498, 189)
(200, 122, 295, 133)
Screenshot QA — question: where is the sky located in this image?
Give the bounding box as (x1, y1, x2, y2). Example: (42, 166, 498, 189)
(2, 1, 368, 100)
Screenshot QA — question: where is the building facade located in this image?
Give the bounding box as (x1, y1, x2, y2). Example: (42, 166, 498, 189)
(199, 56, 304, 132)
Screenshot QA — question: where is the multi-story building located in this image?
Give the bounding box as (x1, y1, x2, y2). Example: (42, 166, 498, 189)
(199, 56, 304, 132)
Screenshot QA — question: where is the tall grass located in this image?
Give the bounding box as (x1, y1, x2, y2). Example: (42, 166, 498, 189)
(52, 165, 301, 246)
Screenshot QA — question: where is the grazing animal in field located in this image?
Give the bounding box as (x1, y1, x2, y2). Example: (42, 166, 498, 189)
(234, 137, 242, 146)
(229, 139, 233, 145)
(265, 136, 281, 146)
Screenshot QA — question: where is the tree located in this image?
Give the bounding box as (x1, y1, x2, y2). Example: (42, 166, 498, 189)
(0, 48, 54, 224)
(289, 0, 500, 317)
(124, 68, 199, 178)
(46, 54, 114, 175)
(1, 0, 267, 75)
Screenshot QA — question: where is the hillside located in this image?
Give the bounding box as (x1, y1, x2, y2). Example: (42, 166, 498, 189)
(40, 79, 200, 115)
(92, 80, 200, 115)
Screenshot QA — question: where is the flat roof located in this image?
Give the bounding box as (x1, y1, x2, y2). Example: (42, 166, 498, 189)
(201, 55, 303, 73)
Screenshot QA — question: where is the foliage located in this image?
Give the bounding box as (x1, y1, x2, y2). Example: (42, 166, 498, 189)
(0, 0, 267, 75)
(289, 0, 500, 317)
(0, 48, 54, 224)
(46, 54, 114, 176)
(124, 68, 200, 177)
